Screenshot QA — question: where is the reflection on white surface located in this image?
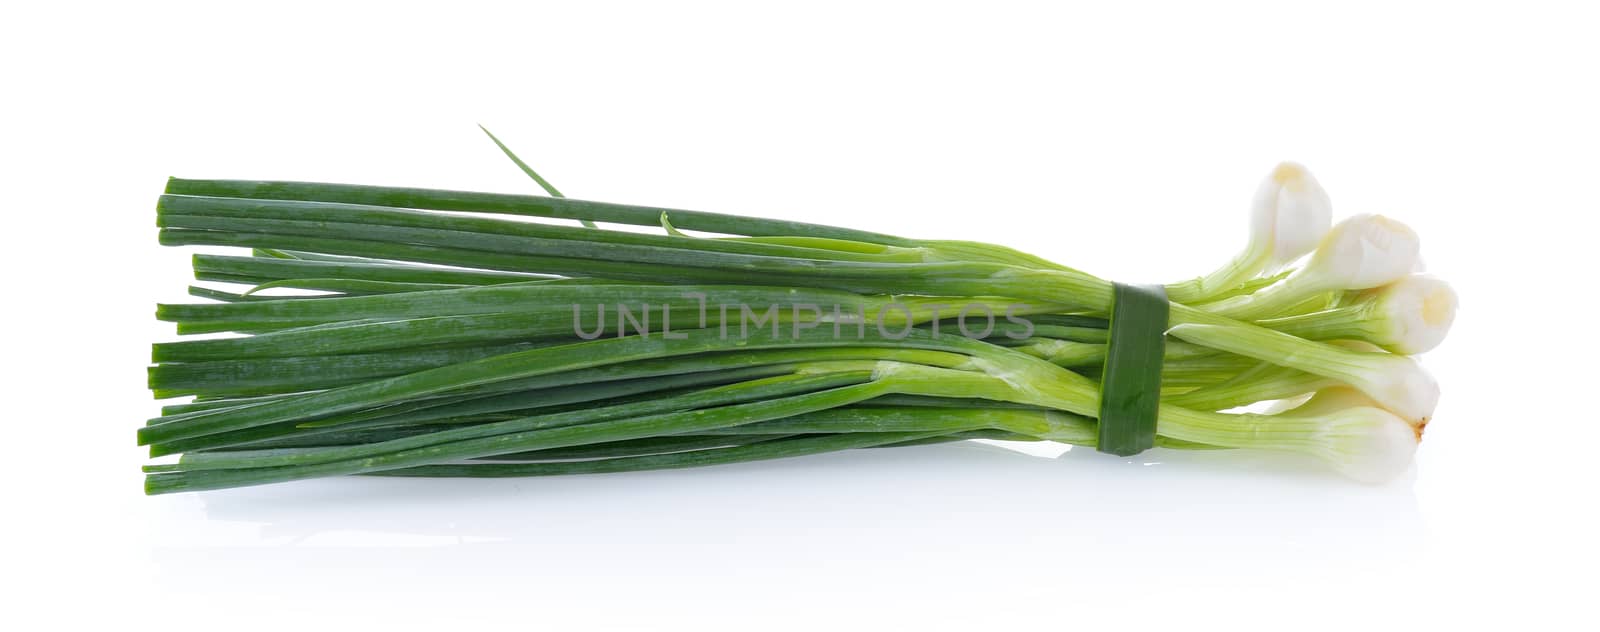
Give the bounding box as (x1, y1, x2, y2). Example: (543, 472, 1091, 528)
(142, 441, 1422, 625)
(171, 443, 1420, 547)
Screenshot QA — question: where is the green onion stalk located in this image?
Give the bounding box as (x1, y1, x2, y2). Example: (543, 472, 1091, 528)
(141, 133, 1456, 493)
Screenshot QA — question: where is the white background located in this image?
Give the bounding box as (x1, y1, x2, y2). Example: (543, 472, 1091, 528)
(4, 1, 1597, 629)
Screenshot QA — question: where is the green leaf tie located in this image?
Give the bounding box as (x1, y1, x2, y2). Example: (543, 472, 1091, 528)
(1096, 283, 1169, 456)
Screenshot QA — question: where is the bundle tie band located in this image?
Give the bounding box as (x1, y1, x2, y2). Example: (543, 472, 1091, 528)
(1096, 283, 1169, 456)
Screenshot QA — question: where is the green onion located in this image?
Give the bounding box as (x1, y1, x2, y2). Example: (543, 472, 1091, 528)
(143, 137, 1454, 492)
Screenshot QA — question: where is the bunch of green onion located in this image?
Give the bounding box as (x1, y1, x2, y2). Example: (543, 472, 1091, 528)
(142, 134, 1456, 493)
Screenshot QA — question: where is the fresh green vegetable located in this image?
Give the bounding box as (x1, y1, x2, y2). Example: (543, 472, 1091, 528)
(142, 133, 1455, 493)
